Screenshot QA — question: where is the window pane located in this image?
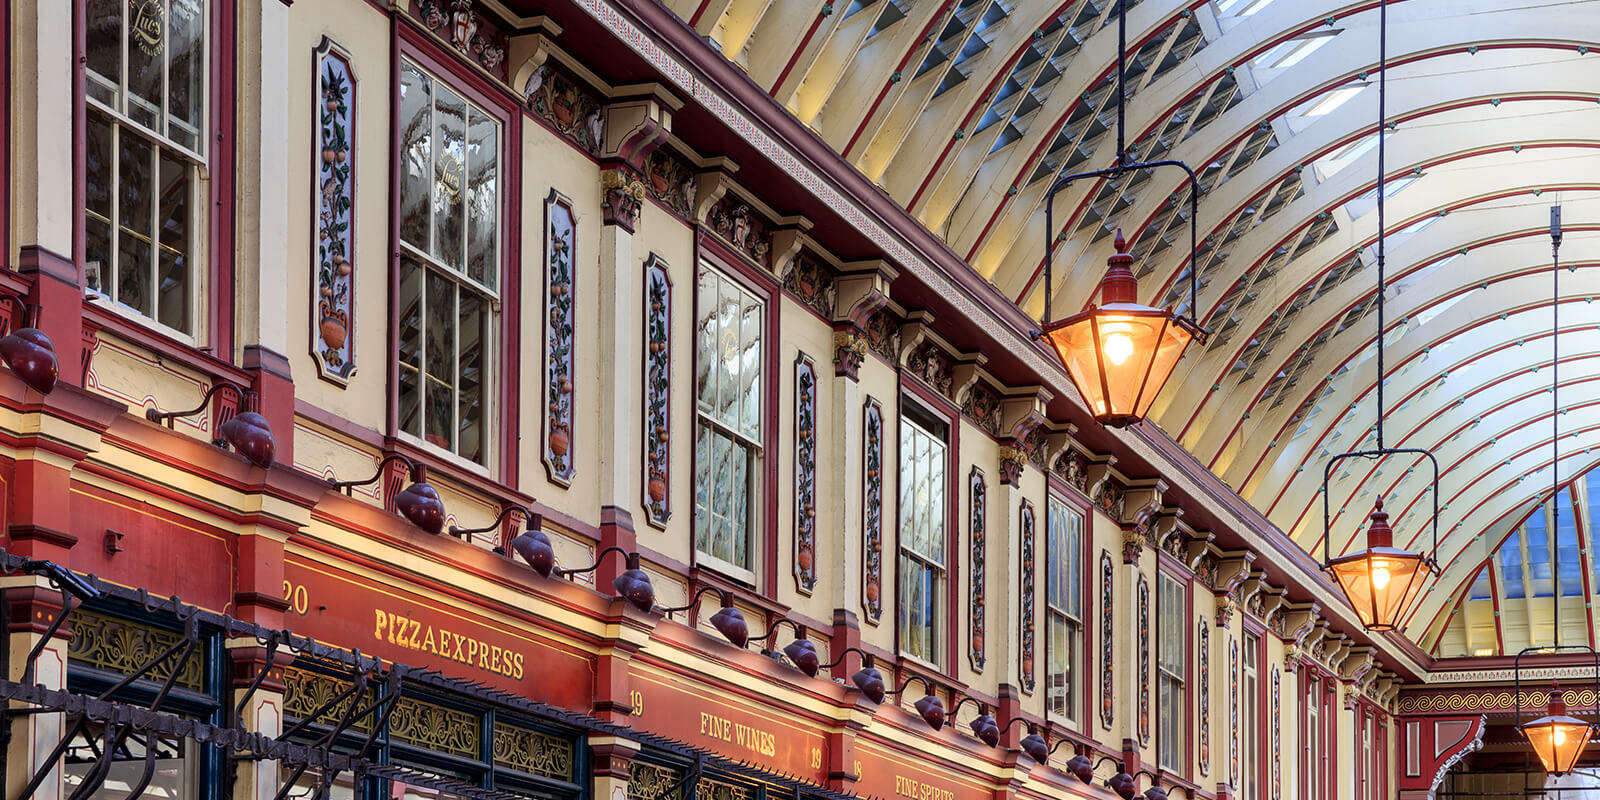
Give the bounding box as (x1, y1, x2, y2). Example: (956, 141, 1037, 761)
(457, 290, 486, 463)
(155, 150, 190, 331)
(397, 258, 424, 438)
(85, 0, 121, 89)
(693, 265, 764, 572)
(423, 272, 455, 451)
(86, 112, 114, 296)
(167, 0, 205, 149)
(739, 293, 762, 438)
(716, 285, 739, 425)
(432, 85, 467, 271)
(117, 131, 154, 316)
(696, 268, 718, 412)
(465, 107, 498, 288)
(126, 0, 163, 129)
(398, 63, 432, 252)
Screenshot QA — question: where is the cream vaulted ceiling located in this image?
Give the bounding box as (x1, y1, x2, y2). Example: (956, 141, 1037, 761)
(665, 0, 1600, 652)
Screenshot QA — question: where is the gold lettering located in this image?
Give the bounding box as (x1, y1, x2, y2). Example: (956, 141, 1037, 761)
(373, 609, 388, 641)
(514, 652, 525, 680)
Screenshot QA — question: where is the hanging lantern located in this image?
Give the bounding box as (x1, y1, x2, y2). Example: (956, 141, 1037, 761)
(1322, 499, 1434, 631)
(1039, 231, 1197, 427)
(1520, 687, 1593, 776)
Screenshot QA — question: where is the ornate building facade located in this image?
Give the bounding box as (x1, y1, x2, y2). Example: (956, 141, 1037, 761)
(1, 0, 1595, 799)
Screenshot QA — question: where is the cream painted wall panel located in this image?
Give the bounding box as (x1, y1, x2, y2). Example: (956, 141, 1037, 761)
(776, 295, 839, 624)
(956, 421, 999, 694)
(631, 200, 695, 568)
(287, 0, 394, 430)
(854, 354, 900, 656)
(521, 122, 602, 522)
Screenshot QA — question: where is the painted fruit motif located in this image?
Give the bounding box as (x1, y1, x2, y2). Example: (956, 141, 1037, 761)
(549, 425, 571, 458)
(320, 315, 348, 349)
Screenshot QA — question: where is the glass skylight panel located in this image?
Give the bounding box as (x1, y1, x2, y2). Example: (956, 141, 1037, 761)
(1301, 86, 1364, 117)
(1527, 509, 1554, 598)
(1556, 490, 1582, 596)
(1317, 134, 1379, 179)
(1500, 530, 1525, 598)
(1252, 34, 1334, 71)
(1468, 567, 1493, 600)
(1216, 0, 1275, 17)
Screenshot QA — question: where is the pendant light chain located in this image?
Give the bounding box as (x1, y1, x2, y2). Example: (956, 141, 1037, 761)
(1552, 204, 1563, 639)
(1374, 0, 1388, 451)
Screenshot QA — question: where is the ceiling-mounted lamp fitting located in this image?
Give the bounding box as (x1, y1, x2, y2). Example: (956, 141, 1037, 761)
(1323, 499, 1435, 631)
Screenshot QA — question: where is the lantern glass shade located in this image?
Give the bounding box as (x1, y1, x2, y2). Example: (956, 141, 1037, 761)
(1324, 546, 1433, 631)
(1521, 714, 1592, 775)
(1042, 305, 1195, 427)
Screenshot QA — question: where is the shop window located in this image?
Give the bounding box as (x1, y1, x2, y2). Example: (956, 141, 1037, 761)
(396, 58, 500, 466)
(1045, 496, 1083, 722)
(63, 606, 220, 799)
(1156, 572, 1186, 771)
(281, 667, 581, 798)
(1305, 677, 1322, 799)
(898, 401, 948, 666)
(83, 0, 209, 335)
(1241, 632, 1261, 800)
(694, 263, 765, 579)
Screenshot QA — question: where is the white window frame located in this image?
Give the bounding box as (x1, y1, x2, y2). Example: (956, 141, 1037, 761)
(693, 262, 765, 585)
(83, 0, 210, 341)
(1046, 495, 1083, 724)
(393, 56, 502, 472)
(897, 404, 948, 668)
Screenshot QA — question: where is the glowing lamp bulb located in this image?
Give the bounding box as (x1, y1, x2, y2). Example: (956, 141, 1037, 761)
(1103, 331, 1134, 365)
(1555, 727, 1568, 748)
(1371, 561, 1391, 590)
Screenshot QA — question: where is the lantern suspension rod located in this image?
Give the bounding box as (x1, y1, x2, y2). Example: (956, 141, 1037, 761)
(1374, 0, 1388, 451)
(1552, 203, 1563, 641)
(1038, 0, 1203, 336)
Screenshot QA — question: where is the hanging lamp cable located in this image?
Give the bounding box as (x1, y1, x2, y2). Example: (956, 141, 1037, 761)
(1374, 0, 1388, 451)
(1552, 203, 1563, 641)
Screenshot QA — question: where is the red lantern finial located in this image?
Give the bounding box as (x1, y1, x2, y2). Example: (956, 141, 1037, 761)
(1099, 229, 1138, 305)
(1365, 500, 1393, 549)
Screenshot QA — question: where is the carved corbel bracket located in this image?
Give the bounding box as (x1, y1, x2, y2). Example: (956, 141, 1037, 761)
(1323, 636, 1352, 670)
(832, 263, 895, 330)
(1152, 508, 1183, 546)
(1258, 586, 1288, 631)
(1303, 621, 1332, 660)
(692, 163, 739, 222)
(1185, 532, 1216, 571)
(1083, 454, 1118, 500)
(770, 218, 815, 280)
(1213, 553, 1255, 626)
(1238, 571, 1268, 610)
(1042, 427, 1078, 470)
(1119, 478, 1167, 529)
(508, 17, 565, 95)
(1340, 647, 1375, 684)
(1279, 601, 1322, 647)
(998, 392, 1050, 443)
(949, 357, 990, 408)
(600, 97, 673, 172)
(896, 312, 935, 366)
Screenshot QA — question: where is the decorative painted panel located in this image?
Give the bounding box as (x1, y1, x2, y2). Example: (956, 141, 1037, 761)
(68, 611, 202, 690)
(784, 253, 836, 319)
(524, 63, 604, 154)
(1230, 637, 1240, 787)
(414, 0, 508, 79)
(643, 255, 672, 527)
(961, 381, 1001, 435)
(906, 342, 954, 397)
(707, 195, 771, 266)
(629, 762, 683, 800)
(1272, 668, 1282, 800)
(1100, 550, 1114, 730)
(794, 353, 818, 594)
(1137, 573, 1150, 747)
(389, 697, 481, 757)
(968, 467, 987, 671)
(862, 397, 884, 623)
(644, 147, 696, 219)
(1019, 499, 1036, 694)
(492, 723, 574, 780)
(312, 38, 356, 384)
(543, 191, 577, 486)
(1199, 619, 1210, 775)
(863, 308, 899, 362)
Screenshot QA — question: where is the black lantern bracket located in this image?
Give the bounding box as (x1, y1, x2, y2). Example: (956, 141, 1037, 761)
(1320, 446, 1441, 571)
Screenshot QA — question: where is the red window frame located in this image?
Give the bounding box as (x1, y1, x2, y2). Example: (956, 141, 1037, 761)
(1154, 552, 1193, 779)
(1045, 479, 1093, 731)
(895, 377, 960, 675)
(387, 21, 523, 485)
(689, 232, 780, 593)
